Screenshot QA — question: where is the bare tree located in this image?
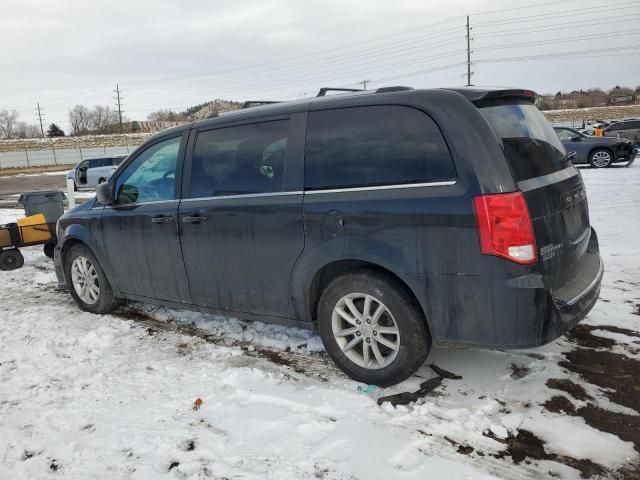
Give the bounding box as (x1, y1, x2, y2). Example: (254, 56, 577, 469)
(0, 109, 19, 139)
(68, 105, 92, 135)
(147, 109, 184, 121)
(92, 105, 118, 132)
(13, 122, 41, 138)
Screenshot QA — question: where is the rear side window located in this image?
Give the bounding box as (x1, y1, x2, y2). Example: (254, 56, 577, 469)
(305, 105, 456, 190)
(606, 122, 624, 132)
(189, 120, 288, 198)
(479, 101, 570, 182)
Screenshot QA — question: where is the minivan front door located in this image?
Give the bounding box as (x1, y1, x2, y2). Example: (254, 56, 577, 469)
(178, 118, 304, 318)
(100, 134, 191, 303)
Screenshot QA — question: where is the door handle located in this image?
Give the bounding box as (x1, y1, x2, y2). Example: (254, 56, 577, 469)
(151, 215, 175, 224)
(182, 215, 207, 224)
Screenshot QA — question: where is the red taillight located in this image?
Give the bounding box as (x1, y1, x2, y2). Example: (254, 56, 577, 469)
(473, 192, 538, 265)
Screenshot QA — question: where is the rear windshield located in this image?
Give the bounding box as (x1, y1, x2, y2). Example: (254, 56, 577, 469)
(479, 100, 570, 182)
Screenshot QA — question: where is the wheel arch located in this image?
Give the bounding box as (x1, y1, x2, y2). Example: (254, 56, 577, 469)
(302, 259, 431, 336)
(589, 146, 615, 165)
(58, 224, 116, 292)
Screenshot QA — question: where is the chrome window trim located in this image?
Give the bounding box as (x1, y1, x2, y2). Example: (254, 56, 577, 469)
(98, 179, 456, 206)
(517, 166, 579, 192)
(182, 191, 303, 202)
(101, 199, 181, 209)
(304, 179, 457, 195)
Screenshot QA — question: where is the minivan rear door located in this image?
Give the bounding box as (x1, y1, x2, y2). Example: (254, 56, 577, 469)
(478, 100, 596, 292)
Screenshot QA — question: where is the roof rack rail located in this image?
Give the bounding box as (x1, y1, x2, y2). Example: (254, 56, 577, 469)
(316, 87, 363, 97)
(242, 100, 281, 109)
(375, 86, 413, 94)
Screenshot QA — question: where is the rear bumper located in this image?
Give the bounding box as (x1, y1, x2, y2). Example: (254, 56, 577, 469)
(408, 227, 603, 349)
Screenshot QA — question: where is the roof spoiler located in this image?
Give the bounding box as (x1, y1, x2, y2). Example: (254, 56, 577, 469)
(459, 88, 537, 106)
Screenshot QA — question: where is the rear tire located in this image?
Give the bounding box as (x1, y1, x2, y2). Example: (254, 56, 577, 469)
(317, 270, 430, 387)
(0, 249, 24, 271)
(589, 148, 613, 168)
(64, 243, 119, 314)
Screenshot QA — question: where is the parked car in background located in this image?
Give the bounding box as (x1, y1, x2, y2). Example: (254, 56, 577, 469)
(67, 154, 127, 190)
(554, 127, 635, 167)
(55, 87, 603, 386)
(604, 119, 640, 142)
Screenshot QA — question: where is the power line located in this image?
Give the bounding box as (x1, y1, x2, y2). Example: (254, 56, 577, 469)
(475, 14, 640, 38)
(475, 29, 640, 52)
(474, 1, 640, 27)
(475, 44, 640, 63)
(470, 0, 576, 16)
(122, 48, 467, 103)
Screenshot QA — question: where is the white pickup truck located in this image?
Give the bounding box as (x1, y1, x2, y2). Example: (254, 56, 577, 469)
(67, 154, 127, 190)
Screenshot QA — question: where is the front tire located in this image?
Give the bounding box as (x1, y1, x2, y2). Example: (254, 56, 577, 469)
(589, 148, 613, 168)
(64, 243, 119, 314)
(317, 270, 430, 387)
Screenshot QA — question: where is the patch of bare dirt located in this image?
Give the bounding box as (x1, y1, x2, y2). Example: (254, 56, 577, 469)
(559, 348, 640, 413)
(546, 378, 593, 401)
(565, 324, 616, 349)
(544, 395, 577, 415)
(493, 429, 607, 479)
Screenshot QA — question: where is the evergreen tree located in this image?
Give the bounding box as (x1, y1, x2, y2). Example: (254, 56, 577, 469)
(46, 123, 65, 137)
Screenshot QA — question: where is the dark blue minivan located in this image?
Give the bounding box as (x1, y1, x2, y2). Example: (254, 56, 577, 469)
(54, 87, 603, 386)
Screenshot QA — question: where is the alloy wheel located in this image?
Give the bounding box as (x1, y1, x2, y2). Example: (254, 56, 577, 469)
(592, 150, 611, 168)
(71, 256, 100, 305)
(331, 293, 400, 369)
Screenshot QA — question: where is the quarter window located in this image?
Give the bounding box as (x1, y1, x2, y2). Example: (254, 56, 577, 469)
(114, 136, 181, 204)
(188, 120, 289, 198)
(304, 105, 456, 190)
(555, 129, 573, 141)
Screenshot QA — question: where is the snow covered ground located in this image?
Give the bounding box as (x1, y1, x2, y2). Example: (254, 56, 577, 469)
(1, 164, 639, 479)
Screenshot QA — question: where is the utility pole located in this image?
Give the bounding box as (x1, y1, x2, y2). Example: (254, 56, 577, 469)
(359, 79, 371, 90)
(36, 102, 45, 138)
(114, 84, 124, 132)
(466, 16, 473, 86)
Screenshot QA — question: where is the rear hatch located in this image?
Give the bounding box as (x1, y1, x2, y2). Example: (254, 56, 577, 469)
(477, 96, 599, 298)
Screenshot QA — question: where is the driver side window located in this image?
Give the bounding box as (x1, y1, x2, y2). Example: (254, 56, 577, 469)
(115, 136, 181, 205)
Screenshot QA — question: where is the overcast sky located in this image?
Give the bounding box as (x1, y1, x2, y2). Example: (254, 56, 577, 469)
(1, 0, 638, 132)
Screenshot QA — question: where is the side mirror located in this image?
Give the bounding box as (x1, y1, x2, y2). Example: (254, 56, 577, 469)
(96, 181, 115, 205)
(571, 136, 582, 142)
